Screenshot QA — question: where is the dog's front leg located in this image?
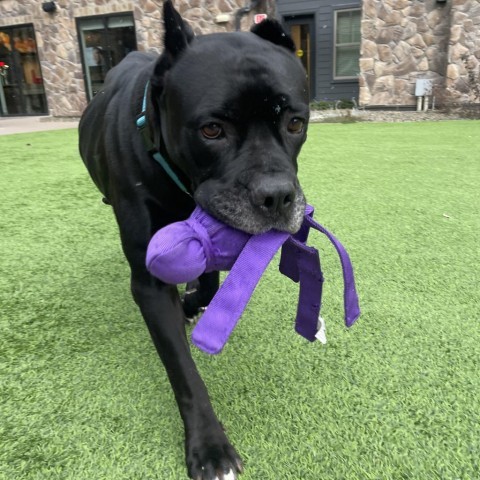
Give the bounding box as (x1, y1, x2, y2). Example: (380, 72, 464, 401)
(131, 272, 242, 480)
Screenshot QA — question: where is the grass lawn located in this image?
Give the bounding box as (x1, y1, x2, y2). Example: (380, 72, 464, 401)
(1, 120, 479, 480)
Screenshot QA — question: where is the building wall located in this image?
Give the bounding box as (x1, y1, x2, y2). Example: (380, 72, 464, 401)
(2, 0, 478, 115)
(0, 0, 275, 117)
(359, 0, 480, 107)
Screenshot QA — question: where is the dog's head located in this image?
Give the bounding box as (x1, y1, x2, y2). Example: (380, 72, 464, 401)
(151, 1, 309, 234)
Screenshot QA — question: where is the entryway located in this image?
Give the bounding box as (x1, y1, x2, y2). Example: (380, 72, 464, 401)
(0, 25, 48, 116)
(283, 16, 316, 99)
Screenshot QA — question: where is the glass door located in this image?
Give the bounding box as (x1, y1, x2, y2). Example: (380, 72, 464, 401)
(284, 16, 315, 99)
(0, 25, 48, 116)
(77, 14, 137, 101)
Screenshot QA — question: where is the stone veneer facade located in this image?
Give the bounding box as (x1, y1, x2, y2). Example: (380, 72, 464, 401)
(359, 0, 480, 107)
(1, 0, 479, 115)
(0, 0, 275, 117)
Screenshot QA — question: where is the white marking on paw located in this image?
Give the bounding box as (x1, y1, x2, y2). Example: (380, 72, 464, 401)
(186, 307, 207, 325)
(214, 470, 235, 480)
(315, 315, 327, 345)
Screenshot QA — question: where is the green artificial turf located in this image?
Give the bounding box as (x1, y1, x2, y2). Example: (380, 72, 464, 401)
(1, 121, 479, 480)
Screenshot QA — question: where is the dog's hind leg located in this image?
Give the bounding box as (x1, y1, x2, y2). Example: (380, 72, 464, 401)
(182, 271, 219, 321)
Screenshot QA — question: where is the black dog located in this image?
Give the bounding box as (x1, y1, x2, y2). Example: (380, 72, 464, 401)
(79, 2, 309, 478)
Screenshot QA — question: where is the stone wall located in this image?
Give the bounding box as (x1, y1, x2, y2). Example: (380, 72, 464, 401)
(445, 0, 480, 103)
(359, 0, 451, 107)
(0, 0, 275, 117)
(359, 0, 480, 107)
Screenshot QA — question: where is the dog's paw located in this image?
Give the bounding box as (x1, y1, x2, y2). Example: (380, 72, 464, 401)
(214, 469, 236, 480)
(185, 306, 207, 325)
(187, 433, 243, 480)
(182, 286, 205, 320)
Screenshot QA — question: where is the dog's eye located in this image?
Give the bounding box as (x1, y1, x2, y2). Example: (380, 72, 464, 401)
(287, 118, 305, 134)
(201, 123, 223, 139)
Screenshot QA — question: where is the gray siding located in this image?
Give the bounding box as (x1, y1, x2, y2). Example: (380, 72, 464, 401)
(277, 0, 361, 102)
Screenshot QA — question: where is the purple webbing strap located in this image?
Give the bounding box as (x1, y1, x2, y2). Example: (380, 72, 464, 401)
(279, 210, 360, 340)
(304, 215, 360, 328)
(191, 230, 290, 354)
(288, 237, 324, 341)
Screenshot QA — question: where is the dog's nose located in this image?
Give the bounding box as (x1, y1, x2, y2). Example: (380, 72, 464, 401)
(250, 176, 295, 215)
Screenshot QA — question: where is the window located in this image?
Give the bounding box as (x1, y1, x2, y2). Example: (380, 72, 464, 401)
(77, 13, 137, 100)
(334, 9, 361, 80)
(0, 24, 48, 115)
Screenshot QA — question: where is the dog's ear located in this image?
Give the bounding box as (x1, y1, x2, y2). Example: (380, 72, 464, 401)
(151, 1, 193, 92)
(251, 19, 296, 53)
(163, 0, 194, 61)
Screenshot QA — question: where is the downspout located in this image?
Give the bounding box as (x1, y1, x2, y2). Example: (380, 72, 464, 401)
(440, 0, 453, 108)
(235, 0, 260, 31)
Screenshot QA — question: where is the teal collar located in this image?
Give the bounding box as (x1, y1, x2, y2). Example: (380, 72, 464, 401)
(136, 82, 192, 197)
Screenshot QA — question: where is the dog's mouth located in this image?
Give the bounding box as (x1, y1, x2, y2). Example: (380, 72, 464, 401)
(194, 182, 306, 235)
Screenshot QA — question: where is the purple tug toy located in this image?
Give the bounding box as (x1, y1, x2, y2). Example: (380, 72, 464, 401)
(146, 205, 360, 354)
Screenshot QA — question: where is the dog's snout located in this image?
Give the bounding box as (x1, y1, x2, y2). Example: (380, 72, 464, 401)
(250, 176, 296, 215)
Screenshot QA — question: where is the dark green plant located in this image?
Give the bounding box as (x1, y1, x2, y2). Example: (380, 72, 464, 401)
(310, 98, 356, 111)
(317, 109, 364, 124)
(309, 100, 333, 110)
